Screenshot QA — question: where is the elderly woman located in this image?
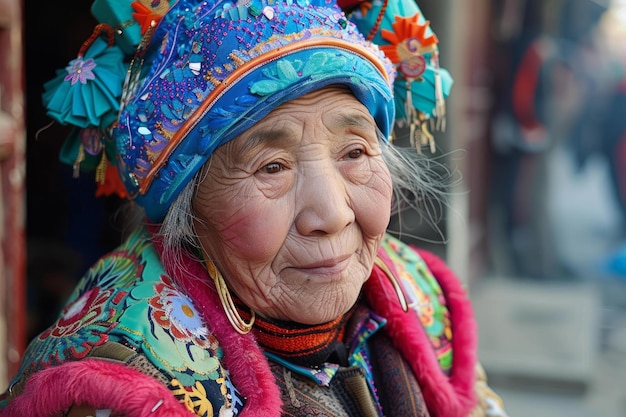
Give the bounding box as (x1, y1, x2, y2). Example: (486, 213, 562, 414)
(1, 0, 506, 416)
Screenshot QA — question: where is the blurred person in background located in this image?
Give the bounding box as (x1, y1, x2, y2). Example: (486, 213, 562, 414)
(489, 0, 626, 279)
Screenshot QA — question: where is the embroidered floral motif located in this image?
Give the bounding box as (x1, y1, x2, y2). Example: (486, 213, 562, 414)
(171, 378, 219, 417)
(64, 57, 97, 85)
(13, 238, 154, 380)
(250, 52, 349, 96)
(149, 276, 217, 349)
(48, 287, 113, 338)
(21, 286, 124, 369)
(79, 245, 149, 291)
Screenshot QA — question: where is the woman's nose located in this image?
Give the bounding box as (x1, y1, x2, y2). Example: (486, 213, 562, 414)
(295, 165, 355, 236)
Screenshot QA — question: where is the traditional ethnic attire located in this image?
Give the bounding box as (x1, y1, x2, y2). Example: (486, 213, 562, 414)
(1, 229, 505, 417)
(1, 0, 508, 415)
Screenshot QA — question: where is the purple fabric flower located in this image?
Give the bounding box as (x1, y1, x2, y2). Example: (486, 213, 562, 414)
(64, 57, 97, 85)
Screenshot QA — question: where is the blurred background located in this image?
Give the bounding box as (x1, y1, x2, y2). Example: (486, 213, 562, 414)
(1, 0, 626, 415)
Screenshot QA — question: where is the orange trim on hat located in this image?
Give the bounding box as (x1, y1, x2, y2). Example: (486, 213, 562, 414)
(138, 38, 391, 194)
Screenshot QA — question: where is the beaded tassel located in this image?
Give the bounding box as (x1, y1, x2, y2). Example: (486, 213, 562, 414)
(73, 144, 85, 178)
(432, 53, 446, 133)
(95, 151, 108, 184)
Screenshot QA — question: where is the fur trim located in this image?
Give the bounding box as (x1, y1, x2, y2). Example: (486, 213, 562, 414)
(0, 359, 191, 417)
(365, 247, 478, 417)
(153, 234, 283, 417)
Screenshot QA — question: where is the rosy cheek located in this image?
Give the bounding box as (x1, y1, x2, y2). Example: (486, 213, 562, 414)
(216, 205, 288, 263)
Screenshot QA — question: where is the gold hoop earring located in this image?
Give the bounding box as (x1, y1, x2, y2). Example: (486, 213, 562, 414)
(374, 257, 409, 313)
(204, 260, 256, 334)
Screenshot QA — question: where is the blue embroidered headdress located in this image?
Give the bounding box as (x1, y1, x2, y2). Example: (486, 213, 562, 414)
(42, 0, 451, 222)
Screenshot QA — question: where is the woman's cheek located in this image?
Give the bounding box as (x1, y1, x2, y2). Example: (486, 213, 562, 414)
(351, 161, 392, 237)
(216, 200, 290, 263)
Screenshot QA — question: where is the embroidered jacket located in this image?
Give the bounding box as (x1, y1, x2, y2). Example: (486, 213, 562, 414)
(0, 229, 505, 417)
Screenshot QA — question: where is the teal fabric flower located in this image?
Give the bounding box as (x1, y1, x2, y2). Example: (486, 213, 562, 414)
(42, 37, 128, 128)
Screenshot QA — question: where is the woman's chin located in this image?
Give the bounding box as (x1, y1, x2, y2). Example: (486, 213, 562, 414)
(277, 298, 358, 325)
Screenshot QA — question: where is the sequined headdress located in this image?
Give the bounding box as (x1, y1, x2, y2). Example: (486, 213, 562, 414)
(42, 0, 451, 222)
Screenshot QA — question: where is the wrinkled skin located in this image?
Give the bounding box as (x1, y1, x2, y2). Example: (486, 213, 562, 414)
(193, 87, 393, 325)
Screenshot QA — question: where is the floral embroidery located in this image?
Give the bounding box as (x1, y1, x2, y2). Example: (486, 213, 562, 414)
(10, 229, 246, 416)
(20, 287, 124, 370)
(250, 52, 348, 96)
(171, 378, 214, 417)
(78, 245, 148, 291)
(46, 287, 113, 338)
(149, 275, 217, 350)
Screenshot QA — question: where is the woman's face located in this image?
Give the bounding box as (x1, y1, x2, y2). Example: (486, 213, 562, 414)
(193, 87, 393, 325)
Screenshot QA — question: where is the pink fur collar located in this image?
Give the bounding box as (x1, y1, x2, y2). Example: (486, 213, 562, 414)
(156, 238, 283, 417)
(1, 359, 192, 417)
(365, 247, 478, 417)
(163, 237, 477, 417)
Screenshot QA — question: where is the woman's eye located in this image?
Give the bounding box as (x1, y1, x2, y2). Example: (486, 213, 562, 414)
(260, 162, 284, 174)
(345, 148, 363, 159)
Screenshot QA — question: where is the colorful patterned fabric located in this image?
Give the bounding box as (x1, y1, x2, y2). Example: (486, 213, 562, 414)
(268, 361, 381, 417)
(380, 234, 454, 372)
(344, 305, 386, 412)
(263, 305, 386, 389)
(7, 229, 244, 417)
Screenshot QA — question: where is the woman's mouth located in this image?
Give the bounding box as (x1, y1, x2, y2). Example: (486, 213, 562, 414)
(292, 255, 352, 279)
